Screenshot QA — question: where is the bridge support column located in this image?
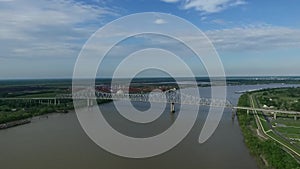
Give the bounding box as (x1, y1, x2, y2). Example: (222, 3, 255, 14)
(232, 109, 236, 120)
(87, 98, 94, 107)
(87, 98, 90, 107)
(54, 99, 56, 105)
(274, 113, 277, 120)
(90, 99, 93, 106)
(294, 116, 297, 121)
(170, 102, 175, 113)
(247, 110, 249, 115)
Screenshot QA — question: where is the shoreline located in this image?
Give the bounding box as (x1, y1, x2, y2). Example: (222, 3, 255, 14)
(236, 93, 300, 169)
(0, 109, 71, 130)
(0, 119, 31, 130)
(0, 100, 112, 130)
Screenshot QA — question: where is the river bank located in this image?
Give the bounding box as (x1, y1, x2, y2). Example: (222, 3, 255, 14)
(0, 109, 70, 130)
(0, 119, 31, 129)
(0, 99, 112, 130)
(236, 93, 300, 169)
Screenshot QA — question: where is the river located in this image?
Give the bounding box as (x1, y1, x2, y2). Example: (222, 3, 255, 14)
(0, 84, 298, 169)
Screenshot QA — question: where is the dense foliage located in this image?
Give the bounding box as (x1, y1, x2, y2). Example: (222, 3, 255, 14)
(255, 87, 300, 111)
(0, 100, 73, 124)
(237, 94, 300, 169)
(0, 98, 113, 124)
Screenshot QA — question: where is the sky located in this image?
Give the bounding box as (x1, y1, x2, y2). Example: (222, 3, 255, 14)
(1, 0, 300, 79)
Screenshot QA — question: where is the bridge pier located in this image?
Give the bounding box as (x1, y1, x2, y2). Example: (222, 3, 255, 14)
(54, 99, 60, 105)
(232, 108, 236, 120)
(90, 99, 93, 106)
(87, 98, 94, 107)
(170, 102, 175, 113)
(294, 116, 297, 121)
(273, 112, 277, 120)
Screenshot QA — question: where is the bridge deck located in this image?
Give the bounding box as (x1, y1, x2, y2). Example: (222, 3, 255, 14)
(1, 96, 299, 115)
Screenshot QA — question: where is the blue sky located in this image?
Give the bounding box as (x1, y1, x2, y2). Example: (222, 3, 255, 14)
(1, 0, 300, 79)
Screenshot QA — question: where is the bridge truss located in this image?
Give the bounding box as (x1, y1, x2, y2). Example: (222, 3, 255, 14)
(1, 89, 300, 115)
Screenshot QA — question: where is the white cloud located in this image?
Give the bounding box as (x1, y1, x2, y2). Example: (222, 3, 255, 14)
(154, 18, 167, 24)
(200, 16, 207, 21)
(105, 24, 300, 53)
(161, 0, 246, 14)
(184, 0, 246, 13)
(205, 25, 300, 51)
(161, 0, 180, 3)
(210, 19, 227, 25)
(0, 0, 118, 59)
(142, 24, 300, 52)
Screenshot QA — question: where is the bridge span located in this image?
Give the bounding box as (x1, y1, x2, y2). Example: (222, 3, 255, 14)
(1, 90, 300, 117)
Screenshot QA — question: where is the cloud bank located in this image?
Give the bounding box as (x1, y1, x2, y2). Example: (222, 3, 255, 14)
(161, 0, 246, 14)
(0, 0, 117, 59)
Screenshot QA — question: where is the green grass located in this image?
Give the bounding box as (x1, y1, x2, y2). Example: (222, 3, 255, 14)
(237, 94, 300, 169)
(273, 118, 300, 127)
(253, 87, 300, 112)
(252, 93, 300, 153)
(260, 117, 271, 131)
(16, 92, 61, 98)
(276, 127, 300, 135)
(272, 118, 300, 142)
(267, 131, 300, 154)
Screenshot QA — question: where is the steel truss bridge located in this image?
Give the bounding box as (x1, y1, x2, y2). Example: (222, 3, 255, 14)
(1, 89, 300, 116)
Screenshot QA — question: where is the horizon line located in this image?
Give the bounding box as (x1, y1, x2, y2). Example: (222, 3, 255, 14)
(1, 75, 300, 81)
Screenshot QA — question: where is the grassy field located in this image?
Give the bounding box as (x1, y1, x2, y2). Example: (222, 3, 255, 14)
(251, 88, 300, 157)
(272, 118, 300, 147)
(0, 82, 73, 124)
(237, 94, 300, 169)
(253, 87, 300, 111)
